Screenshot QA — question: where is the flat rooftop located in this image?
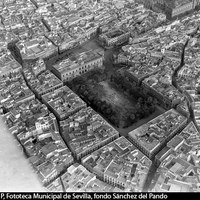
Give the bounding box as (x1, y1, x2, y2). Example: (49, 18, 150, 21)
(53, 50, 103, 74)
(128, 109, 187, 154)
(82, 136, 152, 191)
(60, 107, 119, 156)
(24, 70, 63, 95)
(42, 86, 86, 119)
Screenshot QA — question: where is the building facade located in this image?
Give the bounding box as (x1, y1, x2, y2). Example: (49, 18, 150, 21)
(52, 50, 104, 82)
(142, 0, 200, 20)
(99, 29, 130, 47)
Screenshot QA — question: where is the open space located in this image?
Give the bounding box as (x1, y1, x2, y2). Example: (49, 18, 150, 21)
(98, 81, 165, 136)
(100, 81, 136, 108)
(72, 76, 166, 137)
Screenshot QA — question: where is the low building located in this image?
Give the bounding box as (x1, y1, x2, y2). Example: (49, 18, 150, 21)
(42, 86, 87, 120)
(3, 99, 49, 133)
(46, 176, 63, 192)
(16, 113, 74, 186)
(0, 48, 22, 77)
(61, 164, 117, 192)
(176, 100, 190, 119)
(23, 59, 46, 77)
(142, 74, 184, 109)
(46, 31, 77, 52)
(128, 109, 188, 158)
(124, 53, 162, 85)
(16, 36, 58, 60)
(152, 122, 200, 192)
(0, 72, 35, 113)
(60, 107, 119, 160)
(23, 69, 63, 98)
(52, 50, 104, 82)
(47, 163, 119, 192)
(82, 137, 152, 192)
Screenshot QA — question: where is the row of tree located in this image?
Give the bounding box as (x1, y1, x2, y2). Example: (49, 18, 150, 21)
(110, 71, 158, 128)
(110, 70, 158, 103)
(67, 74, 121, 127)
(67, 69, 158, 129)
(7, 42, 23, 66)
(77, 83, 120, 127)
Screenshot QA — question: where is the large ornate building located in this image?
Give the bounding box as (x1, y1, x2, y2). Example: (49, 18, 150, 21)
(141, 0, 200, 19)
(52, 49, 104, 82)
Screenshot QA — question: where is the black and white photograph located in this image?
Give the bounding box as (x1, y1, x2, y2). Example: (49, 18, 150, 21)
(0, 0, 200, 198)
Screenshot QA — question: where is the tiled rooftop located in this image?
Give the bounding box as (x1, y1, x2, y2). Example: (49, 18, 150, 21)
(16, 36, 57, 60)
(47, 163, 119, 192)
(24, 69, 63, 97)
(82, 136, 152, 192)
(3, 98, 49, 131)
(152, 122, 200, 192)
(125, 53, 162, 81)
(2, 0, 200, 192)
(16, 113, 74, 185)
(128, 109, 187, 157)
(0, 72, 35, 112)
(42, 86, 86, 120)
(60, 107, 119, 159)
(0, 48, 22, 77)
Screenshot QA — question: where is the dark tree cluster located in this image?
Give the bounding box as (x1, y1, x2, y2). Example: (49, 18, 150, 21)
(7, 42, 23, 65)
(68, 76, 120, 127)
(67, 69, 158, 129)
(110, 71, 158, 128)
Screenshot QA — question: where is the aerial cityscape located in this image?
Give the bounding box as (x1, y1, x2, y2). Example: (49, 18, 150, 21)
(1, 0, 200, 193)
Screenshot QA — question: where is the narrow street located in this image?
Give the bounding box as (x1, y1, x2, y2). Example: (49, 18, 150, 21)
(25, 35, 196, 192)
(142, 34, 200, 191)
(143, 161, 158, 192)
(171, 38, 196, 124)
(171, 39, 188, 90)
(143, 38, 193, 192)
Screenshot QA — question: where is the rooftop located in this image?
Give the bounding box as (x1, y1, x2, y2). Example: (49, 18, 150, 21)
(16, 36, 57, 60)
(42, 86, 86, 120)
(53, 50, 103, 74)
(16, 113, 74, 184)
(47, 163, 121, 192)
(60, 107, 119, 157)
(82, 136, 152, 192)
(4, 98, 49, 131)
(152, 122, 200, 192)
(0, 49, 22, 76)
(23, 69, 63, 96)
(0, 72, 35, 112)
(128, 109, 187, 155)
